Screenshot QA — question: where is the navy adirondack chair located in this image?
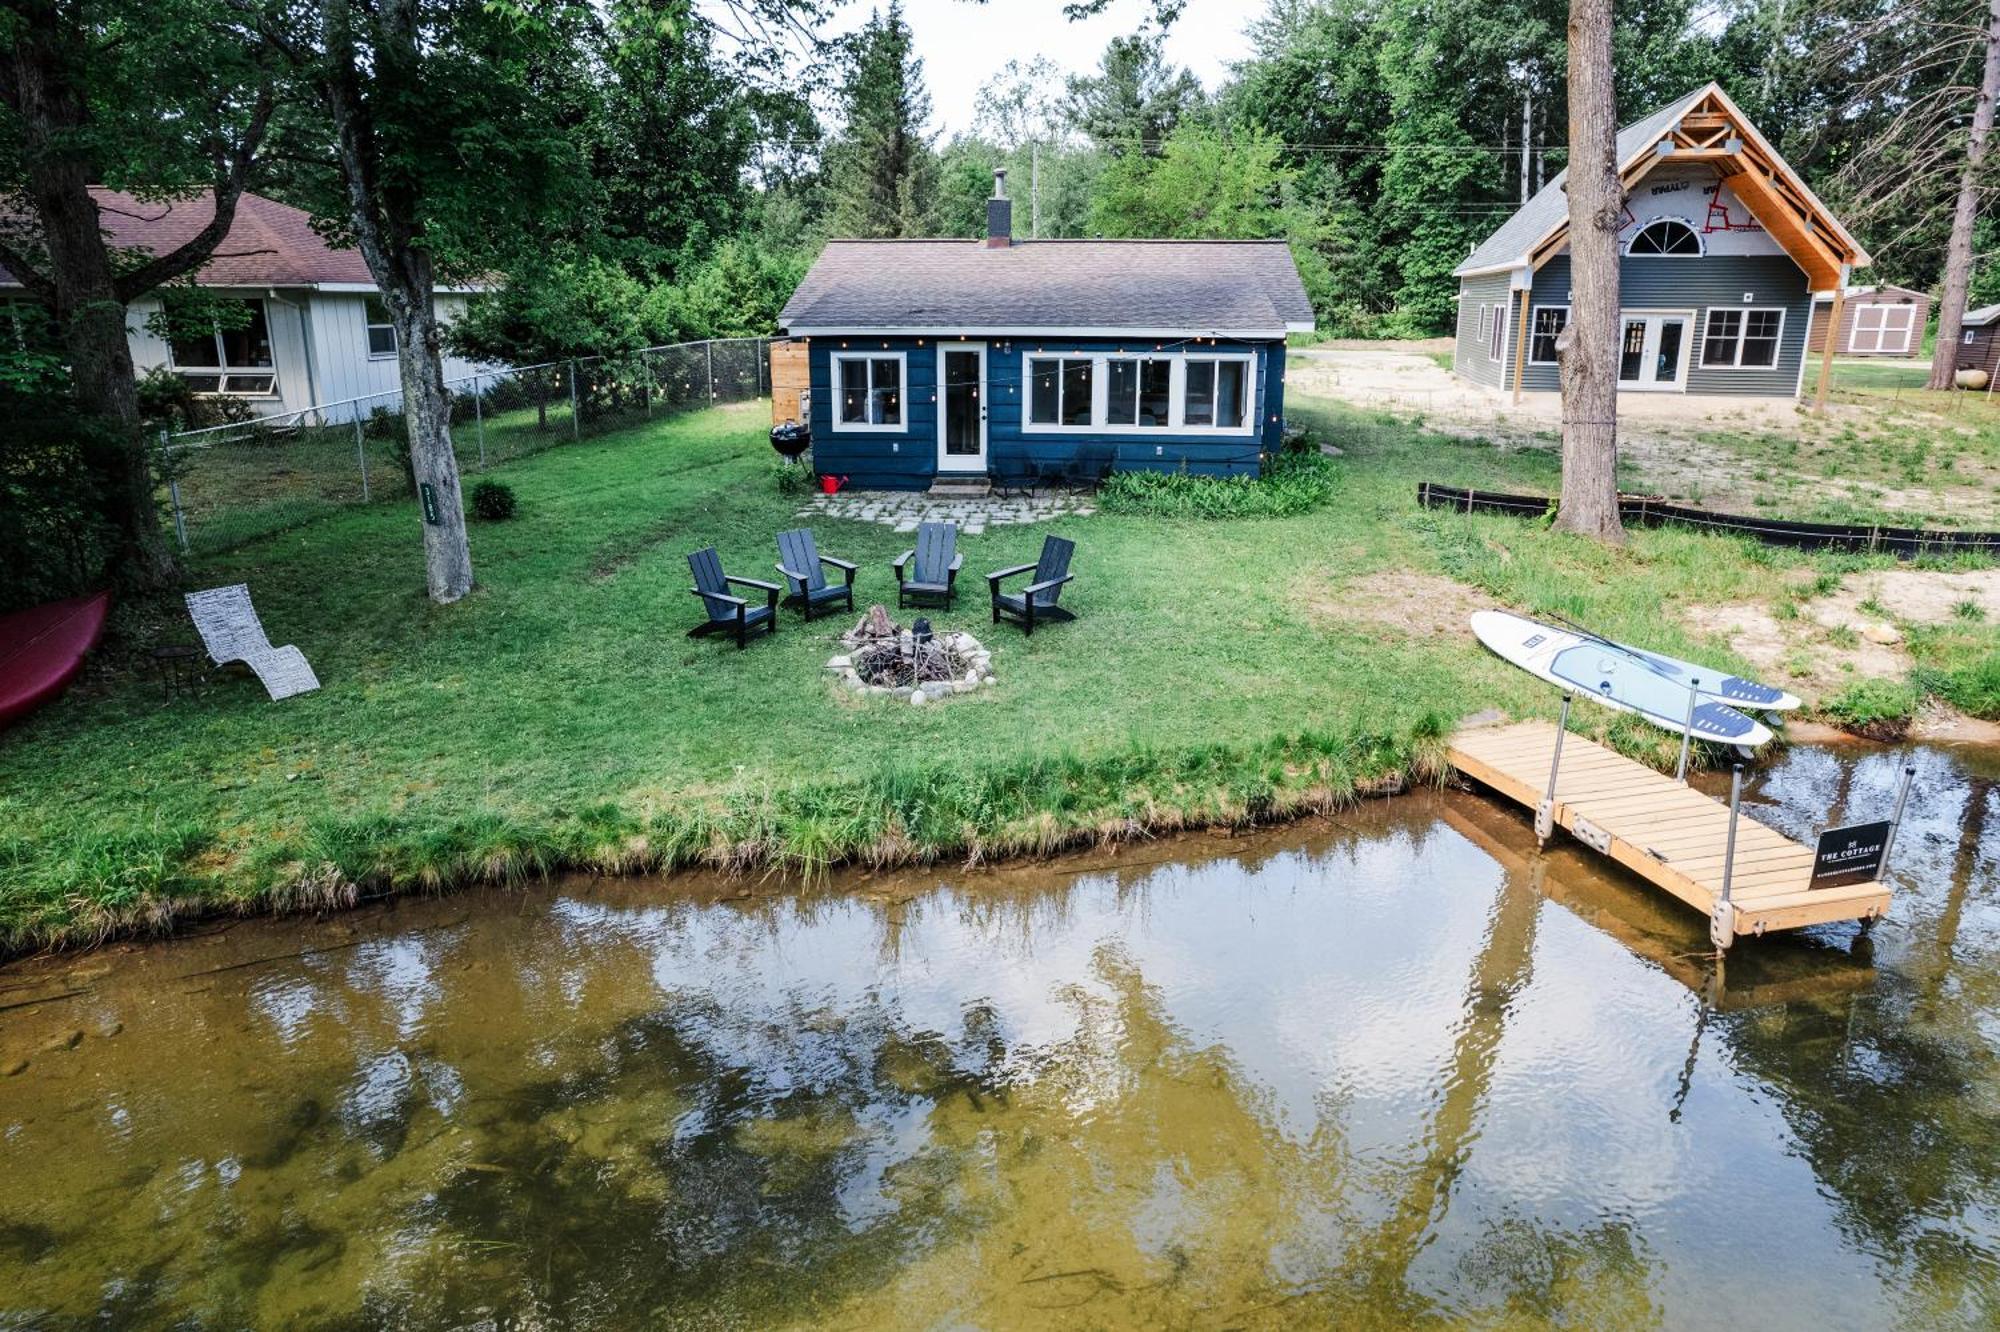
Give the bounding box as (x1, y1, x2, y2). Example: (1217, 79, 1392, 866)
(686, 547, 780, 648)
(775, 528, 857, 620)
(893, 522, 963, 609)
(988, 535, 1076, 636)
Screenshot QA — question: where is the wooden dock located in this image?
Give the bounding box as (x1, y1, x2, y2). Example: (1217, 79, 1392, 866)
(1448, 721, 1892, 946)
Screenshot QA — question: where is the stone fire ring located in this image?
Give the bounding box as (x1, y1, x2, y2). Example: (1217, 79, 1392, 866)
(825, 630, 995, 706)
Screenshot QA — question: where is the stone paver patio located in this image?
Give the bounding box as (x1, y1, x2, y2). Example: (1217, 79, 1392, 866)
(796, 489, 1096, 534)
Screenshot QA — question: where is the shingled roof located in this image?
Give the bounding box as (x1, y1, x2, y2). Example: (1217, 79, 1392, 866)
(0, 188, 477, 291)
(1455, 90, 1708, 277)
(778, 238, 1316, 337)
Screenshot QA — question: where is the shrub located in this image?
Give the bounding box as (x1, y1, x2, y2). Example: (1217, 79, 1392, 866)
(1918, 649, 2000, 719)
(1821, 677, 1921, 739)
(470, 480, 518, 521)
(768, 458, 813, 495)
(1098, 449, 1340, 520)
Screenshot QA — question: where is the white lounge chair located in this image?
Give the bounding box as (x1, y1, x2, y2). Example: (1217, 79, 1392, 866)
(184, 584, 320, 701)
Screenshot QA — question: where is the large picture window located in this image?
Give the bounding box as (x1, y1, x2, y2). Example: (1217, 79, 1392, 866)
(1700, 308, 1784, 368)
(1023, 351, 1255, 435)
(1028, 356, 1095, 426)
(1528, 306, 1569, 364)
(1184, 357, 1246, 428)
(834, 354, 904, 429)
(167, 297, 277, 396)
(364, 295, 397, 358)
(1106, 357, 1172, 426)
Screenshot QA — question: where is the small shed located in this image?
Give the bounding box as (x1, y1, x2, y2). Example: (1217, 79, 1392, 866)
(1955, 303, 2000, 382)
(1807, 284, 1929, 358)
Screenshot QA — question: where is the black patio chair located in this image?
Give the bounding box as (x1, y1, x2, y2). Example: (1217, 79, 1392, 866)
(988, 535, 1076, 636)
(893, 521, 963, 609)
(686, 547, 779, 649)
(774, 528, 857, 621)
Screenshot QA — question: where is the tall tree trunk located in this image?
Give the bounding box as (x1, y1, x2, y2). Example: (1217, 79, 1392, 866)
(1930, 0, 2000, 391)
(320, 0, 473, 604)
(1554, 0, 1626, 543)
(2, 6, 178, 588)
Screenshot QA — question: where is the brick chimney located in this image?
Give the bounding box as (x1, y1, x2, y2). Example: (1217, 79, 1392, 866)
(985, 168, 1012, 248)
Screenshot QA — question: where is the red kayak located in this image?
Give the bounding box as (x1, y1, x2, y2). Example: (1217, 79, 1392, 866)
(0, 591, 111, 728)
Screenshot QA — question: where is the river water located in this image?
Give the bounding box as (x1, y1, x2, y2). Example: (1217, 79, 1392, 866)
(1, 741, 1995, 1329)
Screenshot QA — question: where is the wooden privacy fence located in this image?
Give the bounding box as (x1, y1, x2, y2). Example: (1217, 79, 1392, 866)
(1417, 482, 2000, 559)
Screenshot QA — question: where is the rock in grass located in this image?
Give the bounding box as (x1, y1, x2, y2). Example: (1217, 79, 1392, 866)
(2, 1058, 27, 1077)
(40, 1029, 82, 1053)
(910, 690, 928, 706)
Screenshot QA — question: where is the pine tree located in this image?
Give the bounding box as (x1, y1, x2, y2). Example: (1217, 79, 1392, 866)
(824, 3, 937, 238)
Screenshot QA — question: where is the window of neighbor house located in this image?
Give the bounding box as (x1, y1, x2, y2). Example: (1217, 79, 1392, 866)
(365, 296, 397, 358)
(1628, 219, 1702, 256)
(834, 354, 904, 429)
(167, 297, 277, 396)
(1488, 304, 1504, 360)
(1701, 308, 1784, 368)
(1529, 306, 1569, 364)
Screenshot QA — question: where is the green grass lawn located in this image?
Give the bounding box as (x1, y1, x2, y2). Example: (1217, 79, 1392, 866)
(1, 397, 1990, 951)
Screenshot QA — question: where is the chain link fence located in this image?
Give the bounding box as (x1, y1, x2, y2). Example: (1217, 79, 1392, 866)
(159, 337, 774, 555)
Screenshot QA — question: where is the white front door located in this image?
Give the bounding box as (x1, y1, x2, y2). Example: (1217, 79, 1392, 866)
(937, 342, 988, 472)
(1617, 314, 1691, 391)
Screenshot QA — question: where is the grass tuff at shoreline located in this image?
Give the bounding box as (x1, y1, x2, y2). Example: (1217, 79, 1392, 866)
(2, 398, 1993, 953)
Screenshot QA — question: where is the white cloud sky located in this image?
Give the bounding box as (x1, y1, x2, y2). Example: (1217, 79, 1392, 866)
(820, 0, 1261, 138)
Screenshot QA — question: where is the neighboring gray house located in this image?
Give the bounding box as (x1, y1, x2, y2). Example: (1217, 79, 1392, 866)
(1451, 84, 1870, 400)
(0, 188, 490, 423)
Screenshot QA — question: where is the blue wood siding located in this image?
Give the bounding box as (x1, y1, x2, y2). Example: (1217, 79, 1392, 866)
(1490, 253, 1812, 398)
(807, 335, 1287, 489)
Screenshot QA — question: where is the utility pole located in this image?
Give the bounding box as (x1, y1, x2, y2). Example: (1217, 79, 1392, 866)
(1521, 89, 1533, 204)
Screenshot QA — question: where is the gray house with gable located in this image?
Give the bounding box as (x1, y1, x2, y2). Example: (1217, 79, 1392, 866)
(1451, 84, 1870, 401)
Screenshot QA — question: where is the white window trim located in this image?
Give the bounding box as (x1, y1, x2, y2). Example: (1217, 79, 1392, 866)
(1020, 350, 1258, 437)
(1698, 306, 1786, 370)
(1527, 304, 1570, 365)
(364, 297, 398, 361)
(1965, 328, 1980, 346)
(1626, 218, 1706, 258)
(1477, 304, 1490, 343)
(1850, 303, 1914, 354)
(830, 351, 909, 433)
(165, 296, 281, 398)
(1487, 304, 1504, 361)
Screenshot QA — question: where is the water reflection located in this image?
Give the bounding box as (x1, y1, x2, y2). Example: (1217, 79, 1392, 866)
(1, 743, 1996, 1328)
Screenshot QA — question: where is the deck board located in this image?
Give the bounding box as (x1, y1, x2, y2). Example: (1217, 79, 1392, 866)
(1447, 720, 1890, 945)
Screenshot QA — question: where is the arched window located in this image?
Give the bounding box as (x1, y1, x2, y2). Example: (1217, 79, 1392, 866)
(1627, 219, 1702, 256)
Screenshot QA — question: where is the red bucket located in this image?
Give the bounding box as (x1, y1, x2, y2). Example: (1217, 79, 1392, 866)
(819, 474, 848, 495)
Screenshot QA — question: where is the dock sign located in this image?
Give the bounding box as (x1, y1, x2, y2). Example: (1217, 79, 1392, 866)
(1810, 821, 1891, 888)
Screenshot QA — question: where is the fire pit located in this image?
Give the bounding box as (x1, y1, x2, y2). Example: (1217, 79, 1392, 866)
(827, 606, 993, 704)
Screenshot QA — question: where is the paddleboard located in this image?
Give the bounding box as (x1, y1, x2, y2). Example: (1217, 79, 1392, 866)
(1579, 632, 1800, 711)
(1471, 610, 1774, 747)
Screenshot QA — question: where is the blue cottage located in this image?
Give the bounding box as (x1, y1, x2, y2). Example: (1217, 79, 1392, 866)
(776, 171, 1316, 490)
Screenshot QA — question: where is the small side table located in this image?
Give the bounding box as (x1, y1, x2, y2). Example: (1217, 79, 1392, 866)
(151, 644, 206, 700)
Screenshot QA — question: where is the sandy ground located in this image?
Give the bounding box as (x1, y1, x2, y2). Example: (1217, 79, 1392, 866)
(1306, 569, 1486, 642)
(1289, 346, 1999, 520)
(1686, 567, 1999, 721)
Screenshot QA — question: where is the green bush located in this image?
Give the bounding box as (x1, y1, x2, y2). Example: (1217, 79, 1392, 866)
(1918, 649, 2000, 719)
(470, 480, 518, 521)
(1098, 449, 1340, 520)
(768, 458, 813, 495)
(1821, 677, 1921, 736)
